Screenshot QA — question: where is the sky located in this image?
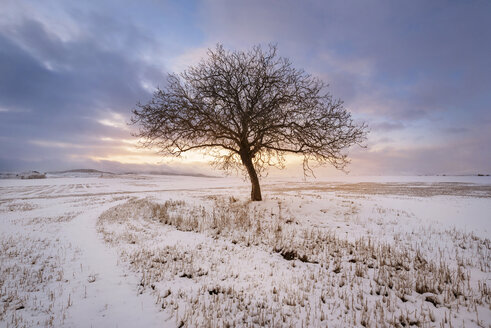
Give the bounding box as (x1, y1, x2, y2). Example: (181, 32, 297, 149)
(0, 0, 490, 176)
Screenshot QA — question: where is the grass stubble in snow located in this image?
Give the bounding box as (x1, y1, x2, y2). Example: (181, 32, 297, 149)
(0, 201, 80, 327)
(0, 185, 168, 328)
(98, 194, 490, 327)
(0, 176, 490, 327)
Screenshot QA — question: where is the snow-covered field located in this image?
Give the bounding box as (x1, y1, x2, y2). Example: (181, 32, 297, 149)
(1, 174, 490, 327)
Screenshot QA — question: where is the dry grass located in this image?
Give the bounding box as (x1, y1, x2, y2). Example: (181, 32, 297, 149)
(271, 182, 491, 198)
(0, 235, 73, 327)
(0, 201, 38, 213)
(98, 197, 491, 327)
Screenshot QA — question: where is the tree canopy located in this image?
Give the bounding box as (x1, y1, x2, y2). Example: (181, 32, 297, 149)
(131, 44, 367, 200)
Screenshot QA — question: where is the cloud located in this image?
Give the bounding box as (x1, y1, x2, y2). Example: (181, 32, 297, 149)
(198, 0, 491, 121)
(443, 127, 469, 135)
(348, 138, 491, 176)
(0, 9, 169, 171)
(0, 0, 490, 175)
(166, 46, 211, 73)
(370, 121, 405, 132)
(194, 0, 491, 174)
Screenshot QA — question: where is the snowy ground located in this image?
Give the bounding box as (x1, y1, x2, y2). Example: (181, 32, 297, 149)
(0, 174, 490, 327)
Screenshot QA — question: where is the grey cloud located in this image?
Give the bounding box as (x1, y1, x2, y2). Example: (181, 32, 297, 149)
(443, 127, 469, 135)
(371, 121, 405, 132)
(349, 141, 491, 176)
(196, 0, 491, 175)
(0, 15, 167, 170)
(199, 0, 491, 121)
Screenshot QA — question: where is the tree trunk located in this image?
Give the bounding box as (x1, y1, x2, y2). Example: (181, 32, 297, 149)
(240, 153, 262, 201)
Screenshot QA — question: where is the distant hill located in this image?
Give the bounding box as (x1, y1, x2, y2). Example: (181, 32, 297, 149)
(50, 169, 115, 175)
(0, 171, 46, 179)
(49, 168, 215, 178)
(123, 171, 214, 178)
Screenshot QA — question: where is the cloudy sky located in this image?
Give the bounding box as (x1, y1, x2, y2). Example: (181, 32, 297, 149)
(1, 0, 490, 176)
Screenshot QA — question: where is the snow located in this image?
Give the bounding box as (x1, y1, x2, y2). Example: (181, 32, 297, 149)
(62, 202, 172, 328)
(1, 175, 490, 327)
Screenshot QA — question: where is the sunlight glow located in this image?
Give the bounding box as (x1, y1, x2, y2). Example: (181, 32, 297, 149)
(100, 137, 141, 145)
(30, 139, 84, 149)
(97, 112, 128, 130)
(89, 154, 165, 165)
(91, 140, 307, 168)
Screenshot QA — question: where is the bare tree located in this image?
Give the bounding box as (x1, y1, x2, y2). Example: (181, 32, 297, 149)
(131, 44, 367, 201)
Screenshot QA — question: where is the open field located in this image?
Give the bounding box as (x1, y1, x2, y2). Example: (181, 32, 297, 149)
(1, 175, 490, 327)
